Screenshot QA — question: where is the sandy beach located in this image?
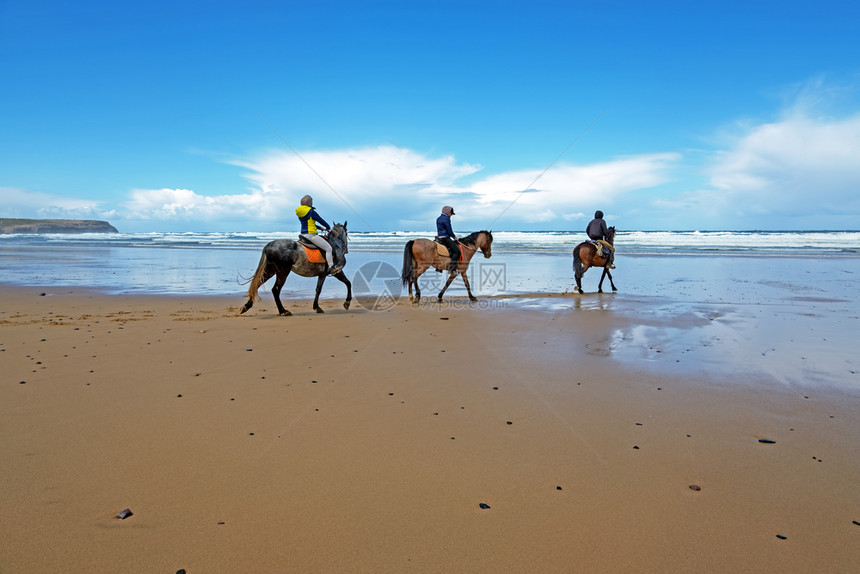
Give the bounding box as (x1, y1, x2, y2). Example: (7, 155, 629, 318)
(2, 284, 858, 572)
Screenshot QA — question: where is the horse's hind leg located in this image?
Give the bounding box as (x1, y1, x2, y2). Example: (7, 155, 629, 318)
(412, 265, 429, 306)
(272, 269, 292, 316)
(240, 269, 275, 314)
(437, 271, 458, 302)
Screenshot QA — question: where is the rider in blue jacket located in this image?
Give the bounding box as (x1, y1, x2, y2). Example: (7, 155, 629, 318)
(436, 206, 460, 273)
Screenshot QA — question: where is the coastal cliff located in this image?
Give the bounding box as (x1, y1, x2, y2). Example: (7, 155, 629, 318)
(0, 218, 119, 234)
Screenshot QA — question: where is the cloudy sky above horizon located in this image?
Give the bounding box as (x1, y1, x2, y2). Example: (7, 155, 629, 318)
(2, 0, 859, 232)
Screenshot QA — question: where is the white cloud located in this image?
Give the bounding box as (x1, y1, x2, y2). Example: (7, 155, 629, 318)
(117, 147, 679, 230)
(670, 111, 860, 224)
(124, 187, 287, 221)
(0, 187, 114, 219)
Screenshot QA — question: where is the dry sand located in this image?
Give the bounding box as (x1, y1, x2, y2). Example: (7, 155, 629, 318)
(1, 286, 858, 573)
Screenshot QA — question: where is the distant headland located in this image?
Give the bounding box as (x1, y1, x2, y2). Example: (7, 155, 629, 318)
(0, 218, 119, 234)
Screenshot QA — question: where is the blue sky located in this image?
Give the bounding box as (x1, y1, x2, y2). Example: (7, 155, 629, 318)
(2, 0, 859, 232)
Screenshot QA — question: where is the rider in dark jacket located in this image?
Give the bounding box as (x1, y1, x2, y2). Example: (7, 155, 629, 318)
(586, 210, 615, 268)
(436, 206, 460, 273)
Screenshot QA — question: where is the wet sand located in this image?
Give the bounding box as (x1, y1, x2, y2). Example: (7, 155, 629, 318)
(1, 285, 858, 572)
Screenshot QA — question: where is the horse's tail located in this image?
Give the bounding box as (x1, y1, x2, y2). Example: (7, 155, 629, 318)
(401, 240, 415, 286)
(573, 245, 583, 280)
(245, 251, 269, 303)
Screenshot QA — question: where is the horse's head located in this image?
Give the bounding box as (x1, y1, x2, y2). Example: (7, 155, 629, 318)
(606, 226, 615, 245)
(327, 221, 349, 254)
(479, 230, 493, 258)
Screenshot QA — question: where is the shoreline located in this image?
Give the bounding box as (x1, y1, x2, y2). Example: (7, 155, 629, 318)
(2, 286, 858, 571)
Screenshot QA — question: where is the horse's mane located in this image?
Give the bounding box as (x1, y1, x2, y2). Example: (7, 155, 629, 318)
(460, 230, 492, 245)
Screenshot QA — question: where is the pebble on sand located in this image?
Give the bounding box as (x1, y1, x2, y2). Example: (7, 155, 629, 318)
(116, 508, 133, 519)
(478, 503, 491, 509)
(776, 534, 787, 540)
(689, 484, 701, 491)
(758, 439, 776, 444)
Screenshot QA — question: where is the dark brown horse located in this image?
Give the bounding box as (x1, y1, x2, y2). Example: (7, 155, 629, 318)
(572, 226, 617, 294)
(401, 231, 493, 304)
(240, 223, 351, 316)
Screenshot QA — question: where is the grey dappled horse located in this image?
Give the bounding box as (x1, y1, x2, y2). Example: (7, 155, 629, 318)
(240, 222, 351, 316)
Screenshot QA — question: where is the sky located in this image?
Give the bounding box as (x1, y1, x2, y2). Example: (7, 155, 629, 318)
(1, 0, 859, 232)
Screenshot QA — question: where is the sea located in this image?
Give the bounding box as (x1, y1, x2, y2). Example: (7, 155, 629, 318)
(1, 230, 858, 300)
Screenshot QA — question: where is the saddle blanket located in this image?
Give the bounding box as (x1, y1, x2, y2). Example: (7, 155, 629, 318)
(435, 241, 465, 262)
(299, 242, 327, 263)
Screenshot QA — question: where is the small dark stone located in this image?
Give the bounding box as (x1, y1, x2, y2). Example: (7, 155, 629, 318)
(492, 386, 498, 390)
(19, 381, 26, 384)
(249, 432, 254, 436)
(116, 508, 133, 519)
(556, 486, 563, 490)
(39, 292, 46, 296)
(478, 503, 491, 509)
(312, 380, 318, 384)
(635, 423, 643, 426)
(177, 570, 187, 574)
(633, 445, 639, 449)
(758, 439, 776, 444)
(177, 394, 182, 398)
(776, 534, 787, 540)
(852, 520, 860, 526)
(506, 421, 513, 425)
(246, 348, 253, 351)
(689, 484, 701, 491)
(389, 393, 394, 396)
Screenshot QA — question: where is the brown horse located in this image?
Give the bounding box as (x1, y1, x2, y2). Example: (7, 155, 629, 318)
(401, 231, 493, 304)
(572, 226, 617, 294)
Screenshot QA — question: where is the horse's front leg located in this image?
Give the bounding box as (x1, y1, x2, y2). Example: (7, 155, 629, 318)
(460, 267, 477, 302)
(313, 275, 326, 313)
(272, 269, 292, 316)
(605, 268, 617, 292)
(333, 270, 352, 310)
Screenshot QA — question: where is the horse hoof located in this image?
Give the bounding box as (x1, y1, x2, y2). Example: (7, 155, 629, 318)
(239, 307, 248, 315)
(469, 297, 478, 302)
(343, 301, 351, 310)
(315, 307, 325, 314)
(612, 287, 618, 292)
(279, 310, 292, 316)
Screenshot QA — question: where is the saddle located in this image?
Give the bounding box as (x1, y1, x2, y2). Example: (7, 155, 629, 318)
(590, 240, 615, 259)
(434, 239, 464, 262)
(297, 237, 328, 263)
